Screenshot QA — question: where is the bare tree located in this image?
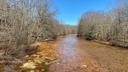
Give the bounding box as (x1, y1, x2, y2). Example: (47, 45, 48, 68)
(77, 0, 128, 47)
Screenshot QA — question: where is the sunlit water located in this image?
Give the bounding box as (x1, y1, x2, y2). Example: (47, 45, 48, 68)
(49, 35, 128, 72)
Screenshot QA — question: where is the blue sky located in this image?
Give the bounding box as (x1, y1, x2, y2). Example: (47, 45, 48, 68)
(53, 0, 116, 25)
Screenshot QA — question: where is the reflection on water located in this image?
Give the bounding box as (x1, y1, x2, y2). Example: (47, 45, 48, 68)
(49, 35, 108, 72)
(60, 35, 78, 57)
(50, 35, 85, 72)
(50, 35, 128, 72)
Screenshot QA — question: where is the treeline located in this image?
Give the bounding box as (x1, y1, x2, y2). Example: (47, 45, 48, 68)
(77, 0, 128, 47)
(0, 0, 72, 57)
(62, 25, 77, 35)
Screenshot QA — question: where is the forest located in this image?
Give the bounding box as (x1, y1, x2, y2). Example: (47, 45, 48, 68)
(77, 0, 128, 47)
(0, 0, 75, 72)
(0, 0, 128, 72)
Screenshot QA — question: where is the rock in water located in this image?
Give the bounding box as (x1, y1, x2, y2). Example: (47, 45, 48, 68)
(22, 61, 36, 69)
(81, 65, 88, 69)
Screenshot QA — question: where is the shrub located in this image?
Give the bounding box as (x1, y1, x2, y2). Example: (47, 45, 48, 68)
(84, 32, 94, 40)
